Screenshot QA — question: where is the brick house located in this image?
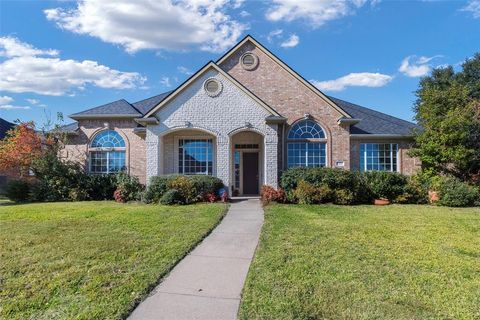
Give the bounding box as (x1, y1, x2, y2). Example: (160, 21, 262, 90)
(61, 35, 421, 195)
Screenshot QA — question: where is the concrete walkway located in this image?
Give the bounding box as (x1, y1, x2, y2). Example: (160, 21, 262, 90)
(129, 199, 263, 320)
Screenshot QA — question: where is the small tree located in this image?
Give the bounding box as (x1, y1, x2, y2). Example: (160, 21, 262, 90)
(0, 122, 43, 177)
(411, 54, 480, 183)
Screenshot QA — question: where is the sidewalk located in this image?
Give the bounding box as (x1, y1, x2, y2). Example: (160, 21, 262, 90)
(128, 199, 264, 320)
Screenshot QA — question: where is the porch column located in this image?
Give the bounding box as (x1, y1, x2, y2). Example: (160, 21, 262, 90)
(264, 132, 278, 189)
(216, 135, 230, 188)
(146, 129, 163, 185)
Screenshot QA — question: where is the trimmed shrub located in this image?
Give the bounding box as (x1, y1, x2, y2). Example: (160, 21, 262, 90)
(436, 177, 479, 207)
(261, 185, 286, 205)
(333, 189, 355, 205)
(84, 174, 116, 200)
(6, 180, 31, 202)
(115, 172, 143, 202)
(202, 192, 217, 203)
(168, 176, 196, 204)
(364, 171, 408, 201)
(143, 175, 174, 203)
(293, 180, 332, 204)
(68, 188, 89, 201)
(189, 175, 224, 195)
(281, 167, 371, 204)
(160, 189, 183, 205)
(395, 175, 429, 204)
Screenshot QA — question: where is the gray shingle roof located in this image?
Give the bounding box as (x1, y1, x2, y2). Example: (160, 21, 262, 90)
(329, 96, 421, 136)
(132, 91, 173, 115)
(0, 118, 14, 139)
(57, 122, 79, 133)
(70, 99, 141, 117)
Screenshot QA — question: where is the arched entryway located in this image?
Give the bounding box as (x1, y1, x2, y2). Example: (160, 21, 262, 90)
(230, 130, 264, 196)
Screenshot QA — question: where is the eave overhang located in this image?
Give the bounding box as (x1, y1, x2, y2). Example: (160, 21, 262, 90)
(265, 115, 287, 124)
(350, 134, 414, 140)
(134, 117, 159, 125)
(338, 118, 361, 125)
(70, 114, 141, 120)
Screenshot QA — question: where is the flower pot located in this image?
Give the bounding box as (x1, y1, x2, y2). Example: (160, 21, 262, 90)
(374, 198, 390, 205)
(428, 190, 439, 203)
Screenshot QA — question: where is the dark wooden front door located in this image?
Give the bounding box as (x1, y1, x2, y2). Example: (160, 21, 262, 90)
(242, 152, 259, 195)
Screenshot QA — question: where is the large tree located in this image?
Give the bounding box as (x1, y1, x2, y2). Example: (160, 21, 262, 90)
(411, 53, 480, 183)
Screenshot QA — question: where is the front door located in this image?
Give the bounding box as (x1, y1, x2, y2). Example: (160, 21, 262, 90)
(242, 152, 259, 195)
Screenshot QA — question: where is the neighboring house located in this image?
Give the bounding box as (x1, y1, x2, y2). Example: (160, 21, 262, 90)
(0, 118, 15, 193)
(61, 35, 421, 195)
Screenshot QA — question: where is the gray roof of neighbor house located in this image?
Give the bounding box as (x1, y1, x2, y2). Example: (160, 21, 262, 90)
(328, 97, 421, 136)
(64, 91, 420, 136)
(57, 122, 79, 133)
(70, 99, 142, 118)
(0, 118, 14, 139)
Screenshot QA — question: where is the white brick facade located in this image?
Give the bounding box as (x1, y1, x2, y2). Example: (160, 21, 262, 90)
(146, 68, 279, 190)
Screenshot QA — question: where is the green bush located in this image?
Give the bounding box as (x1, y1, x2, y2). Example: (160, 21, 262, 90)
(293, 180, 331, 204)
(84, 174, 116, 200)
(160, 189, 183, 205)
(115, 172, 144, 202)
(364, 171, 408, 201)
(168, 176, 196, 204)
(143, 175, 174, 203)
(281, 167, 372, 204)
(395, 175, 429, 204)
(333, 189, 355, 205)
(189, 175, 224, 195)
(436, 177, 479, 207)
(5, 180, 31, 202)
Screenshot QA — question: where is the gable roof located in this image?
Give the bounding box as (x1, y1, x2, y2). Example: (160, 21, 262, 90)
(57, 122, 79, 134)
(132, 91, 173, 115)
(0, 118, 14, 139)
(143, 61, 281, 118)
(70, 99, 142, 119)
(329, 97, 421, 136)
(216, 35, 352, 119)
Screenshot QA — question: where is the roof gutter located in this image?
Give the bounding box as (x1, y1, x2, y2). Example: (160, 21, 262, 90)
(265, 115, 287, 124)
(350, 134, 415, 140)
(134, 117, 159, 125)
(338, 118, 361, 125)
(70, 114, 141, 120)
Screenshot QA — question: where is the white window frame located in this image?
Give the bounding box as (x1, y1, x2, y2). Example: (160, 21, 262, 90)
(287, 120, 328, 168)
(175, 136, 215, 176)
(360, 143, 399, 172)
(88, 130, 127, 174)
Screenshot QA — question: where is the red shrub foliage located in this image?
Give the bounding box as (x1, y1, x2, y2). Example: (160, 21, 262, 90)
(203, 192, 217, 203)
(261, 185, 286, 205)
(113, 187, 127, 203)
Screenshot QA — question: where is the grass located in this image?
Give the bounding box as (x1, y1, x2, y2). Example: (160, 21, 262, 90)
(0, 201, 226, 320)
(240, 204, 480, 320)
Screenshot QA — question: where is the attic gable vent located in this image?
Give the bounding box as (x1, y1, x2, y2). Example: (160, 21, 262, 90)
(241, 52, 258, 70)
(204, 78, 222, 97)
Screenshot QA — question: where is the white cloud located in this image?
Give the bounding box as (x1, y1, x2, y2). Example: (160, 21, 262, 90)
(0, 104, 30, 110)
(160, 77, 172, 88)
(0, 37, 58, 58)
(232, 0, 244, 9)
(280, 34, 299, 48)
(267, 29, 283, 42)
(239, 10, 250, 17)
(462, 0, 480, 18)
(266, 0, 368, 28)
(0, 37, 145, 96)
(398, 55, 442, 77)
(177, 66, 193, 75)
(311, 72, 393, 91)
(44, 0, 247, 54)
(0, 95, 13, 105)
(26, 98, 40, 105)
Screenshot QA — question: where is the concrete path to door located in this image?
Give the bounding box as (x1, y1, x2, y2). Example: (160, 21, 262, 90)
(128, 199, 263, 320)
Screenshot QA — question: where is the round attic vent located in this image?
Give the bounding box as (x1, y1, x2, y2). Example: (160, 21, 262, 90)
(240, 52, 258, 70)
(204, 78, 222, 97)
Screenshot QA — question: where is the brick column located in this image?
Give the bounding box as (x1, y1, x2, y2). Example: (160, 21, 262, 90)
(215, 135, 230, 188)
(146, 129, 162, 185)
(264, 130, 278, 188)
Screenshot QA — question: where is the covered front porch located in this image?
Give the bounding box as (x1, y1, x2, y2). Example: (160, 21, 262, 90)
(146, 126, 278, 195)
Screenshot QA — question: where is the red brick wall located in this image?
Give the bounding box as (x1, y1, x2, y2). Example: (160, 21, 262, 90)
(219, 41, 351, 170)
(350, 138, 420, 175)
(62, 119, 147, 184)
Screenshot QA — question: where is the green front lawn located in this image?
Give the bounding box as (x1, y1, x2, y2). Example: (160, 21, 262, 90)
(240, 205, 480, 320)
(0, 201, 226, 320)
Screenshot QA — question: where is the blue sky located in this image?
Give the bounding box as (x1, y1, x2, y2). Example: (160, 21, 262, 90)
(1, 0, 479, 126)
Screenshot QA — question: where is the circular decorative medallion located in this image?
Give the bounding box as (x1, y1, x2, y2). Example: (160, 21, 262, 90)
(240, 52, 259, 70)
(204, 78, 223, 97)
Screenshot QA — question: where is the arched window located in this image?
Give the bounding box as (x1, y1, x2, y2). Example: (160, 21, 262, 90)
(89, 130, 126, 174)
(287, 120, 327, 168)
